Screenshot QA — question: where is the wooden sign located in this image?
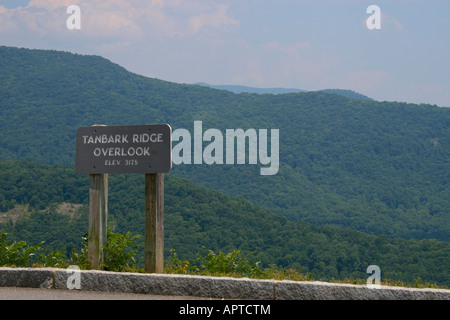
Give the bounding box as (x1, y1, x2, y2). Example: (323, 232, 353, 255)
(76, 124, 172, 174)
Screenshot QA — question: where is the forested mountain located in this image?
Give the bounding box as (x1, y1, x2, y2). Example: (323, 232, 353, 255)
(0, 46, 448, 242)
(1, 160, 449, 286)
(1, 45, 449, 286)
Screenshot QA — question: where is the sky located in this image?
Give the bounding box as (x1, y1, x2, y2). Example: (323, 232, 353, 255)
(0, 0, 449, 107)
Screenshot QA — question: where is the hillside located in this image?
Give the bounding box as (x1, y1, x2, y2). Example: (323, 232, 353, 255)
(1, 160, 449, 286)
(0, 45, 449, 243)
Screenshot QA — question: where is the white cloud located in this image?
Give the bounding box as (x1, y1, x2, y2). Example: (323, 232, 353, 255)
(189, 4, 239, 34)
(0, 0, 240, 41)
(27, 0, 75, 10)
(0, 1, 73, 38)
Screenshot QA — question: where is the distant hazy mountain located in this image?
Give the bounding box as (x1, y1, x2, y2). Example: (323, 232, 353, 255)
(194, 82, 306, 95)
(195, 82, 373, 100)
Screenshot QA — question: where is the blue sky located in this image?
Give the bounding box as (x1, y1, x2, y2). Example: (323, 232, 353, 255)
(0, 0, 449, 106)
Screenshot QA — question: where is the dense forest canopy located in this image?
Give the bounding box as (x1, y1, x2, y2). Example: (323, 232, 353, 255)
(0, 160, 448, 286)
(0, 46, 448, 241)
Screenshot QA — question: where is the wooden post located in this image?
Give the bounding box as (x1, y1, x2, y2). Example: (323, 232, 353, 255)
(88, 173, 108, 269)
(144, 173, 164, 273)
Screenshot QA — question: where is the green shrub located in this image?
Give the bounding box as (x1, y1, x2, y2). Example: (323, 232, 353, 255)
(103, 228, 142, 272)
(0, 232, 43, 267)
(165, 246, 264, 277)
(36, 248, 67, 268)
(70, 228, 142, 272)
(196, 246, 264, 277)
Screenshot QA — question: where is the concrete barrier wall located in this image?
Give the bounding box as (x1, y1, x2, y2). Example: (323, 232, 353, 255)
(1, 267, 449, 300)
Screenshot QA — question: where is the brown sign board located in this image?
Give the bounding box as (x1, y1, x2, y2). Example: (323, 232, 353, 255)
(76, 124, 172, 174)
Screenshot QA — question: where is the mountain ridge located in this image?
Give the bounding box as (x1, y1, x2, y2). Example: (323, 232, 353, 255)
(0, 45, 449, 242)
(194, 82, 373, 100)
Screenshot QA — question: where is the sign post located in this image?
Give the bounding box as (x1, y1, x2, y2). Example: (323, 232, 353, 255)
(144, 173, 164, 273)
(76, 124, 172, 273)
(88, 173, 108, 270)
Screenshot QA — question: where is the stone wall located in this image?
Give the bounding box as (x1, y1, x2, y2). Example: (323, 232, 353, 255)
(1, 267, 449, 300)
